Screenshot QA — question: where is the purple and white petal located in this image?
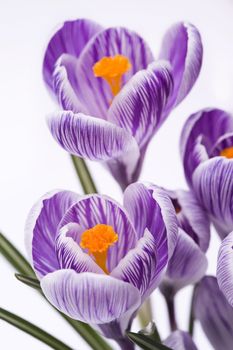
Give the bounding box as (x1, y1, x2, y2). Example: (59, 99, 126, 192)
(52, 54, 89, 114)
(165, 229, 207, 293)
(43, 19, 103, 90)
(73, 27, 154, 118)
(111, 229, 158, 299)
(164, 330, 198, 350)
(47, 110, 139, 162)
(169, 189, 210, 251)
(108, 61, 173, 148)
(180, 108, 233, 185)
(194, 276, 233, 350)
(55, 224, 104, 274)
(217, 231, 233, 306)
(25, 190, 79, 279)
(58, 194, 137, 271)
(159, 22, 203, 111)
(193, 157, 233, 239)
(41, 270, 141, 327)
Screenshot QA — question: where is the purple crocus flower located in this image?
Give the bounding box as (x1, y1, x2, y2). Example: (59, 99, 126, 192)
(180, 108, 233, 239)
(25, 182, 177, 349)
(164, 330, 198, 350)
(43, 19, 203, 189)
(159, 189, 209, 295)
(194, 276, 233, 350)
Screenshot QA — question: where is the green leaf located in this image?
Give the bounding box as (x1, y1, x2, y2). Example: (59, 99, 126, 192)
(15, 273, 41, 290)
(139, 322, 161, 343)
(127, 332, 172, 350)
(0, 233, 35, 276)
(0, 307, 73, 350)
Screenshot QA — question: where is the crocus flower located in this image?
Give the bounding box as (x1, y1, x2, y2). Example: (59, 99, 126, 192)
(194, 276, 233, 350)
(159, 189, 209, 295)
(43, 19, 203, 189)
(217, 231, 233, 307)
(25, 182, 177, 349)
(180, 108, 233, 239)
(164, 330, 198, 350)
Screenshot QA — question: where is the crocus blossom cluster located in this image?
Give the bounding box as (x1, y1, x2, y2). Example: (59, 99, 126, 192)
(43, 18, 203, 189)
(25, 182, 177, 348)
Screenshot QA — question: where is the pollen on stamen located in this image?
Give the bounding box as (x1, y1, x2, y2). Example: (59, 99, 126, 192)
(220, 146, 233, 159)
(92, 54, 131, 96)
(80, 224, 118, 273)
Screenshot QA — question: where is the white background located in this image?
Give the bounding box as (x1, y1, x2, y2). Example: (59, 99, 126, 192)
(1, 0, 233, 349)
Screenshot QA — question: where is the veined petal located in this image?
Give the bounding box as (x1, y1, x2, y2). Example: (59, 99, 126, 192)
(43, 19, 103, 90)
(168, 189, 210, 251)
(194, 276, 233, 350)
(180, 108, 233, 185)
(160, 22, 203, 110)
(47, 111, 139, 162)
(108, 61, 173, 148)
(165, 229, 207, 293)
(55, 224, 104, 274)
(41, 270, 141, 325)
(25, 190, 79, 279)
(58, 194, 137, 271)
(193, 157, 233, 239)
(52, 54, 89, 114)
(111, 229, 158, 298)
(123, 183, 178, 298)
(73, 27, 154, 118)
(164, 330, 198, 350)
(217, 231, 233, 306)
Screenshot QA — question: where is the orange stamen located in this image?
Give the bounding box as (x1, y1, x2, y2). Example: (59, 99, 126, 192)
(220, 146, 233, 159)
(80, 224, 118, 274)
(93, 54, 131, 96)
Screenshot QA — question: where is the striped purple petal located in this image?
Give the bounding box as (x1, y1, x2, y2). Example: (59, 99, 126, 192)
(192, 157, 233, 239)
(55, 224, 104, 274)
(164, 330, 198, 350)
(111, 229, 158, 298)
(159, 22, 203, 112)
(124, 183, 178, 256)
(57, 194, 137, 272)
(217, 231, 233, 306)
(47, 110, 139, 162)
(74, 27, 154, 119)
(194, 276, 233, 350)
(166, 189, 210, 251)
(43, 19, 103, 90)
(122, 183, 178, 298)
(164, 228, 207, 293)
(180, 108, 233, 185)
(25, 190, 79, 279)
(41, 270, 141, 326)
(108, 61, 173, 148)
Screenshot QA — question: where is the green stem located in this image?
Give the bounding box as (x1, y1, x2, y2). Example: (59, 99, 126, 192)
(0, 307, 73, 350)
(70, 155, 97, 194)
(138, 298, 153, 328)
(1, 233, 112, 350)
(0, 233, 35, 277)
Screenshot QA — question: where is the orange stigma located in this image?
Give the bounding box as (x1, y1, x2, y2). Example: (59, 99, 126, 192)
(80, 224, 118, 274)
(93, 54, 131, 96)
(220, 146, 233, 159)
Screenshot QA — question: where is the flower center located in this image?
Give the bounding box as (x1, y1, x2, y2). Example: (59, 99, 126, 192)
(220, 146, 233, 159)
(80, 224, 118, 274)
(92, 54, 131, 96)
